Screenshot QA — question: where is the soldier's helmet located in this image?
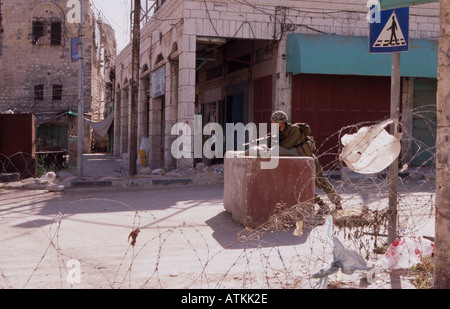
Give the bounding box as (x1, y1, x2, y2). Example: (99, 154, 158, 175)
(271, 111, 288, 123)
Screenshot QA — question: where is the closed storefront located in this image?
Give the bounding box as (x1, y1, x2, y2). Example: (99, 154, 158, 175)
(287, 33, 438, 169)
(291, 73, 391, 169)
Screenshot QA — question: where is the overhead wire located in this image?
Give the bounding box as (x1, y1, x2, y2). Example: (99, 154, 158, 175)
(0, 0, 440, 106)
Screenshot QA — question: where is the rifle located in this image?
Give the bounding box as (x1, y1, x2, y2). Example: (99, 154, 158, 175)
(242, 133, 276, 146)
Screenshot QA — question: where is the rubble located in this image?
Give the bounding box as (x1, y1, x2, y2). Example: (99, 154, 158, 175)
(46, 183, 65, 192)
(0, 171, 66, 192)
(150, 168, 166, 176)
(0, 163, 225, 191)
(139, 167, 152, 175)
(195, 162, 205, 171)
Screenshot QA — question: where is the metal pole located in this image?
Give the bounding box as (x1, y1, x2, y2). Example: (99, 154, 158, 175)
(388, 52, 401, 244)
(130, 0, 140, 176)
(77, 0, 84, 181)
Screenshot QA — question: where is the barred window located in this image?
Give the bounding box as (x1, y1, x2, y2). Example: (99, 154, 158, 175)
(34, 84, 44, 101)
(32, 21, 45, 45)
(52, 84, 62, 101)
(50, 22, 61, 46)
(31, 20, 62, 46)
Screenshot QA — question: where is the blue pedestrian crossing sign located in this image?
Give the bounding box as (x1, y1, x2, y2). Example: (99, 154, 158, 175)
(369, 7, 409, 53)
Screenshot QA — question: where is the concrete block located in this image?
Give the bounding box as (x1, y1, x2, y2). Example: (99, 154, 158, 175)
(224, 154, 315, 228)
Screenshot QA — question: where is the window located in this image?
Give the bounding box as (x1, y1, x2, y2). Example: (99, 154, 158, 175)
(155, 53, 164, 64)
(32, 20, 62, 46)
(34, 84, 44, 101)
(52, 84, 62, 101)
(32, 21, 45, 45)
(50, 22, 61, 46)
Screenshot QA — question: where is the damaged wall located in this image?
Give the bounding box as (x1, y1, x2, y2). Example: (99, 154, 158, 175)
(0, 0, 116, 156)
(0, 0, 91, 113)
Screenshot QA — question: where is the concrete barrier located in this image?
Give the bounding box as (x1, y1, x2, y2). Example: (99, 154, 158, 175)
(223, 153, 316, 228)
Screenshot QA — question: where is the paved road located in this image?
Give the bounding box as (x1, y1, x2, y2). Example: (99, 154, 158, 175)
(0, 182, 435, 290)
(0, 154, 436, 290)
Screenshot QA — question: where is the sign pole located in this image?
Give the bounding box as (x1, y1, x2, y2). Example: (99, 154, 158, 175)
(388, 52, 401, 244)
(77, 0, 84, 181)
(369, 5, 409, 244)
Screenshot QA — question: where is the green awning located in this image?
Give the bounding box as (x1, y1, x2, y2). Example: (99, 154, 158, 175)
(379, 0, 438, 10)
(286, 33, 438, 78)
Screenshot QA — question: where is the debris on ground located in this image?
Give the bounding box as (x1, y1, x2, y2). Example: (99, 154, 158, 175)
(0, 171, 66, 192)
(128, 228, 140, 247)
(311, 216, 373, 289)
(378, 236, 434, 271)
(138, 163, 224, 178)
(333, 207, 388, 230)
(409, 256, 434, 289)
(332, 207, 389, 251)
(0, 163, 226, 191)
(39, 171, 56, 183)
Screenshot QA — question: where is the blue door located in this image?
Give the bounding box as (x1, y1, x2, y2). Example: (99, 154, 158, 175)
(223, 92, 247, 151)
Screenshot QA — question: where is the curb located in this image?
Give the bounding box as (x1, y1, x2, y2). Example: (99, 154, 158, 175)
(69, 177, 194, 189)
(0, 177, 195, 191)
(71, 180, 114, 188)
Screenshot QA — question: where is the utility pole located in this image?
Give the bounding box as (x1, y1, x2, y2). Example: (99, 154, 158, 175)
(77, 0, 84, 181)
(130, 0, 141, 176)
(435, 0, 450, 289)
(387, 52, 401, 245)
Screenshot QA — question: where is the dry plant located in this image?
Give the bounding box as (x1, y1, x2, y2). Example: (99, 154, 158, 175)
(227, 202, 317, 248)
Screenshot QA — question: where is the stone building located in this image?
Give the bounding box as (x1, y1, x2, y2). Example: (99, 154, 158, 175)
(115, 0, 439, 171)
(0, 0, 116, 166)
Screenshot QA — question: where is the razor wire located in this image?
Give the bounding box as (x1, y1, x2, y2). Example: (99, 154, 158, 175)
(0, 107, 437, 289)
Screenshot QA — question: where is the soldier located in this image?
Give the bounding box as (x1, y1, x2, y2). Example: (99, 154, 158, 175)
(270, 111, 343, 213)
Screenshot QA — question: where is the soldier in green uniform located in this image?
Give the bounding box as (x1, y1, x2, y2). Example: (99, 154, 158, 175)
(270, 111, 343, 213)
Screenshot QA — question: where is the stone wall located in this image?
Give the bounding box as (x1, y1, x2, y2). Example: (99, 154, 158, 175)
(0, 0, 92, 113)
(0, 0, 116, 155)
